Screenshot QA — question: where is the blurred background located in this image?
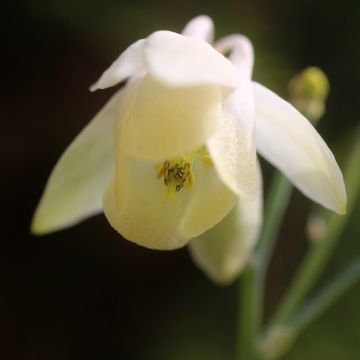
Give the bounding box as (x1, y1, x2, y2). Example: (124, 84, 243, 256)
(3, 0, 360, 359)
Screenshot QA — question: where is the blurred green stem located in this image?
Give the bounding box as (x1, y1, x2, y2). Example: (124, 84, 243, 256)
(238, 172, 292, 360)
(270, 131, 360, 327)
(238, 265, 260, 360)
(256, 173, 293, 269)
(289, 259, 360, 335)
(259, 259, 360, 360)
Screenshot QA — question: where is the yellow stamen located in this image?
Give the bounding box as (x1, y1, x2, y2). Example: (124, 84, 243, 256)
(156, 146, 213, 199)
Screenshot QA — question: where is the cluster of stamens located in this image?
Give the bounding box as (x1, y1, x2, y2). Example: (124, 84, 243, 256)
(156, 147, 213, 200)
(157, 159, 194, 194)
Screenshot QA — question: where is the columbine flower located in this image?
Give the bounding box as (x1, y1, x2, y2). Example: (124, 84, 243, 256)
(31, 16, 346, 282)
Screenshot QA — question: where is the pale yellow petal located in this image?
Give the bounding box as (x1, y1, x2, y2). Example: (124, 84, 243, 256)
(180, 159, 238, 238)
(103, 147, 237, 250)
(31, 91, 123, 235)
(118, 74, 222, 161)
(103, 151, 192, 250)
(189, 163, 263, 285)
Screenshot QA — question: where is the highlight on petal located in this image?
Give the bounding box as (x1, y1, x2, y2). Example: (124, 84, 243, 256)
(207, 81, 258, 199)
(253, 82, 347, 214)
(215, 34, 254, 79)
(145, 31, 242, 88)
(182, 15, 214, 43)
(118, 74, 222, 161)
(90, 39, 147, 91)
(189, 163, 263, 285)
(31, 90, 123, 235)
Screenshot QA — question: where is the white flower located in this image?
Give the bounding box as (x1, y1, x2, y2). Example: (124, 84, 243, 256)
(31, 16, 346, 281)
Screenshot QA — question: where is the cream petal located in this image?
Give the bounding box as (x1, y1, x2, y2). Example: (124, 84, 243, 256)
(182, 15, 214, 43)
(207, 81, 258, 199)
(31, 90, 123, 235)
(189, 163, 263, 285)
(103, 150, 195, 250)
(103, 147, 238, 250)
(145, 31, 242, 88)
(90, 39, 147, 91)
(215, 34, 254, 79)
(118, 74, 222, 161)
(180, 159, 238, 238)
(253, 82, 347, 214)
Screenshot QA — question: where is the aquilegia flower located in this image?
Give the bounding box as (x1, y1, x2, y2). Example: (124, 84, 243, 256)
(31, 16, 346, 282)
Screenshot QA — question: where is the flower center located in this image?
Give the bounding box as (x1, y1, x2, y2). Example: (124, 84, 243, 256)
(156, 146, 213, 200)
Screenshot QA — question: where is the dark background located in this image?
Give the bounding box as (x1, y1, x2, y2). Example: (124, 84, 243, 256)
(3, 0, 360, 359)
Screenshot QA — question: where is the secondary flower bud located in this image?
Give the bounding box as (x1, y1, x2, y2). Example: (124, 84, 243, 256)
(288, 66, 330, 123)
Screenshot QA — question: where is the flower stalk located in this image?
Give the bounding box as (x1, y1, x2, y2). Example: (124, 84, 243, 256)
(238, 172, 292, 360)
(238, 69, 359, 360)
(269, 127, 360, 328)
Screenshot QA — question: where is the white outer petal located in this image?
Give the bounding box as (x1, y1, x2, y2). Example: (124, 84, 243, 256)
(90, 39, 147, 91)
(91, 30, 241, 92)
(189, 162, 263, 285)
(207, 80, 258, 199)
(215, 34, 254, 79)
(31, 91, 122, 235)
(253, 82, 347, 214)
(145, 31, 242, 88)
(182, 15, 214, 43)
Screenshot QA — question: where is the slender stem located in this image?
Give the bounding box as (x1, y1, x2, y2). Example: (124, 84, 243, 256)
(238, 172, 293, 360)
(259, 260, 360, 360)
(270, 132, 360, 326)
(289, 259, 360, 335)
(256, 172, 293, 328)
(238, 265, 260, 360)
(256, 173, 293, 268)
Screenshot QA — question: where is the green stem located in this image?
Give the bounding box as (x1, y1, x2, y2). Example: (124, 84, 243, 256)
(256, 173, 293, 269)
(238, 172, 293, 360)
(238, 265, 260, 360)
(258, 260, 360, 360)
(289, 259, 360, 335)
(270, 131, 360, 326)
(256, 172, 293, 329)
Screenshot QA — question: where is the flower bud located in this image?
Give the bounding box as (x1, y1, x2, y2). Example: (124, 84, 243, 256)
(288, 67, 330, 124)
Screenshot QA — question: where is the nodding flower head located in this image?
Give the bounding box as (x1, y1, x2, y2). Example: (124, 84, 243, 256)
(31, 15, 346, 283)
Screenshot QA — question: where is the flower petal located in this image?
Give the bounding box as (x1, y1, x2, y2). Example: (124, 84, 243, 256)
(90, 39, 147, 91)
(253, 82, 347, 214)
(207, 81, 258, 199)
(179, 160, 238, 238)
(182, 15, 214, 43)
(215, 34, 254, 79)
(118, 74, 222, 161)
(103, 152, 191, 250)
(31, 90, 123, 235)
(145, 31, 242, 88)
(189, 163, 263, 285)
(103, 149, 238, 250)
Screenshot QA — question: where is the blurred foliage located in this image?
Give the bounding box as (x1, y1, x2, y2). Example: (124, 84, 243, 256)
(3, 0, 359, 359)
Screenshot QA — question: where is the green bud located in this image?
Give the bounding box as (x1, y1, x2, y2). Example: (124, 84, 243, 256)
(288, 67, 330, 124)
